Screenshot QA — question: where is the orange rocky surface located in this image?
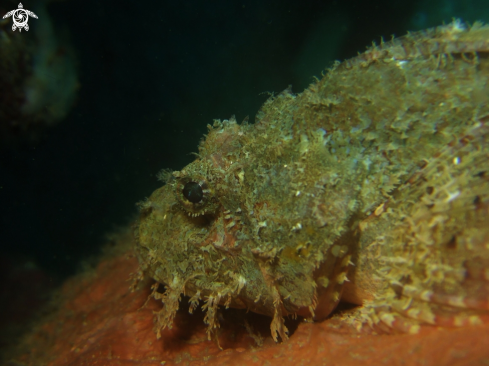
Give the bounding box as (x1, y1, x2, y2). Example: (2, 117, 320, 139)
(8, 234, 489, 366)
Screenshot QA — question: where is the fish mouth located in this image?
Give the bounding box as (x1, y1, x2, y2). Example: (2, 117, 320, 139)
(181, 209, 243, 251)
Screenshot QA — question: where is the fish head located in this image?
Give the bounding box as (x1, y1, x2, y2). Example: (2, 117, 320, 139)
(136, 117, 279, 316)
(136, 111, 358, 339)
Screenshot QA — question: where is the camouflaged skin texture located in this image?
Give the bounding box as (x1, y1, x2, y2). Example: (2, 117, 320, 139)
(135, 20, 489, 341)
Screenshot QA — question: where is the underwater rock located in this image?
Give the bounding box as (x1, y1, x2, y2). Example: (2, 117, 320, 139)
(136, 20, 489, 341)
(7, 233, 489, 365)
(0, 257, 54, 353)
(0, 0, 77, 145)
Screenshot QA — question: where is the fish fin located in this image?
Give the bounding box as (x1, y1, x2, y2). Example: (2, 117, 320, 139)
(356, 122, 489, 332)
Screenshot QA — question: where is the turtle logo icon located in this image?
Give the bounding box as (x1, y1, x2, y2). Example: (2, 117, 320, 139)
(2, 3, 38, 32)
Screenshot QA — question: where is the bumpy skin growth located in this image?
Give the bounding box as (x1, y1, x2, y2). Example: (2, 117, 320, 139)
(135, 21, 489, 341)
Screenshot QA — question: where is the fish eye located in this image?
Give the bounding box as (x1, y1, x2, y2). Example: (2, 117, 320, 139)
(182, 181, 204, 203)
(174, 176, 217, 216)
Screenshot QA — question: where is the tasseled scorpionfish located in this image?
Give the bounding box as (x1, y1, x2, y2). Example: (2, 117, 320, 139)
(135, 21, 489, 341)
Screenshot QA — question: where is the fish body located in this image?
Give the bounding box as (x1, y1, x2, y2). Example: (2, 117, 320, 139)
(135, 21, 489, 341)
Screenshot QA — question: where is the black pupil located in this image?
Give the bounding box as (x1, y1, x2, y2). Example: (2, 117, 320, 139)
(182, 182, 203, 203)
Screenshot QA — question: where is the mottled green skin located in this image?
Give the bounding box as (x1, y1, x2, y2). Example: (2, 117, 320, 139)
(136, 21, 489, 340)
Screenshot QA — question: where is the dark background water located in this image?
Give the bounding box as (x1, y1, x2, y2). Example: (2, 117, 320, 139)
(1, 0, 488, 282)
